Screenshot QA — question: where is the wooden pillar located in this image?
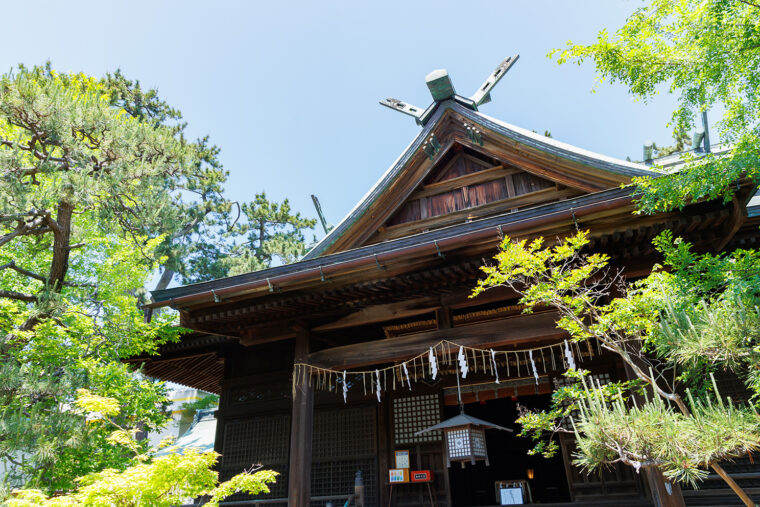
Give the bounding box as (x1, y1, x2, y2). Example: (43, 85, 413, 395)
(645, 468, 685, 507)
(377, 401, 390, 507)
(288, 326, 313, 507)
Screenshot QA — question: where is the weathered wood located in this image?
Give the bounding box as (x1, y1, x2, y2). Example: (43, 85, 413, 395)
(309, 105, 648, 256)
(288, 327, 313, 507)
(239, 322, 297, 346)
(378, 186, 582, 242)
(236, 286, 520, 341)
(308, 311, 565, 369)
(409, 165, 516, 200)
(153, 183, 638, 309)
(436, 307, 452, 329)
(645, 469, 686, 507)
(504, 173, 516, 198)
(377, 402, 390, 507)
(312, 299, 439, 332)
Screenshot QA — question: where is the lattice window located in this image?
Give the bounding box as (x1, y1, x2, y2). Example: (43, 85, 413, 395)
(222, 414, 290, 468)
(471, 428, 487, 457)
(447, 429, 471, 459)
(311, 458, 377, 507)
(220, 407, 379, 506)
(311, 406, 378, 507)
(393, 394, 441, 445)
(313, 406, 376, 460)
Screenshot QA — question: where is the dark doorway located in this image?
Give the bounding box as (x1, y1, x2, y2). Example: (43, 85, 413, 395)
(445, 394, 571, 506)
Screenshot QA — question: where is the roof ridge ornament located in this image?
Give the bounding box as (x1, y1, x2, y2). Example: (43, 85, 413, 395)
(379, 55, 519, 127)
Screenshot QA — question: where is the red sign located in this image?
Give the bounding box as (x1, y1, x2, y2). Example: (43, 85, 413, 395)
(410, 470, 433, 482)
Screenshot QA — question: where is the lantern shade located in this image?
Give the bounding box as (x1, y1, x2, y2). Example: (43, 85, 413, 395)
(414, 413, 512, 434)
(415, 412, 512, 467)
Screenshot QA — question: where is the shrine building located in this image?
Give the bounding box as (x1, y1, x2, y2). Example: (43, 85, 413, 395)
(139, 57, 760, 507)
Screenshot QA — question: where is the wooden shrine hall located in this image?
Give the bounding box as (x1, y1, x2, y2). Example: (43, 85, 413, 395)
(139, 58, 760, 507)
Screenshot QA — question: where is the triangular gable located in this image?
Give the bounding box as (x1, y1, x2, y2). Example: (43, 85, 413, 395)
(304, 101, 656, 259)
(376, 147, 581, 243)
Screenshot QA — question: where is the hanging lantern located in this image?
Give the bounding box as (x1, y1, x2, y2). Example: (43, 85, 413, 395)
(414, 347, 512, 467)
(415, 412, 512, 468)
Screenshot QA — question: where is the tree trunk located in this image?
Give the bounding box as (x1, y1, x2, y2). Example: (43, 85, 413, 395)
(47, 201, 74, 292)
(19, 201, 74, 332)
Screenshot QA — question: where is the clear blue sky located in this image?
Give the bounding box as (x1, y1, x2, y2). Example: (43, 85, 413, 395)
(2, 1, 684, 239)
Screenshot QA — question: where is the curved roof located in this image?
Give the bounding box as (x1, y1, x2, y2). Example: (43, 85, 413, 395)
(304, 100, 656, 259)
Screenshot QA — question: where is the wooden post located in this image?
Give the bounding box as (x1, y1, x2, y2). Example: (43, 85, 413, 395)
(377, 402, 390, 507)
(645, 468, 685, 507)
(288, 326, 313, 507)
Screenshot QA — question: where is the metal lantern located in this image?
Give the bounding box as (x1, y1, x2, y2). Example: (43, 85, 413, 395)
(416, 411, 512, 468)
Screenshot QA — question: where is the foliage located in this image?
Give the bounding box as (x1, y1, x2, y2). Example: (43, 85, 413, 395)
(183, 191, 317, 283)
(0, 63, 315, 494)
(0, 64, 192, 493)
(651, 131, 693, 159)
(550, 0, 760, 212)
(6, 392, 277, 506)
(572, 377, 760, 486)
(180, 393, 220, 413)
(475, 231, 760, 490)
(6, 452, 278, 507)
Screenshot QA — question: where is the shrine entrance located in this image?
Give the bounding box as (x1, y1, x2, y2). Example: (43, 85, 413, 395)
(445, 394, 570, 506)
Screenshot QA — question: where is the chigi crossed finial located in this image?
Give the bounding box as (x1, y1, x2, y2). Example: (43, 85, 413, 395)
(380, 55, 519, 126)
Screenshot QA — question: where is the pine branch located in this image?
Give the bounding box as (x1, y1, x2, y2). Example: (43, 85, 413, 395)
(0, 216, 48, 248)
(0, 261, 47, 282)
(734, 0, 760, 9)
(0, 290, 36, 302)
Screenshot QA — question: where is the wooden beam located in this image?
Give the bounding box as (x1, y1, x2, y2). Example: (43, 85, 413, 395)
(288, 327, 313, 507)
(311, 298, 439, 332)
(239, 322, 297, 346)
(377, 187, 582, 242)
(436, 307, 452, 329)
(310, 286, 519, 334)
(308, 311, 565, 369)
(409, 165, 518, 200)
(235, 286, 520, 340)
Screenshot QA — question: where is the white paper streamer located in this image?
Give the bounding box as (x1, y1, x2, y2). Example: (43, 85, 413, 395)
(375, 369, 382, 402)
(458, 346, 469, 379)
(402, 362, 412, 390)
(564, 340, 576, 370)
(529, 350, 539, 384)
(429, 347, 438, 380)
(342, 371, 348, 403)
(490, 349, 499, 384)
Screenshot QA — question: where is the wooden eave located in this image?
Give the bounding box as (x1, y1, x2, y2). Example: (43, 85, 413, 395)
(151, 185, 638, 311)
(150, 183, 752, 338)
(304, 101, 656, 259)
(126, 333, 233, 394)
(137, 190, 753, 391)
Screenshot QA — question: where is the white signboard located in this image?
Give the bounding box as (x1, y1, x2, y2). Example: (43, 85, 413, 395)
(499, 486, 524, 505)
